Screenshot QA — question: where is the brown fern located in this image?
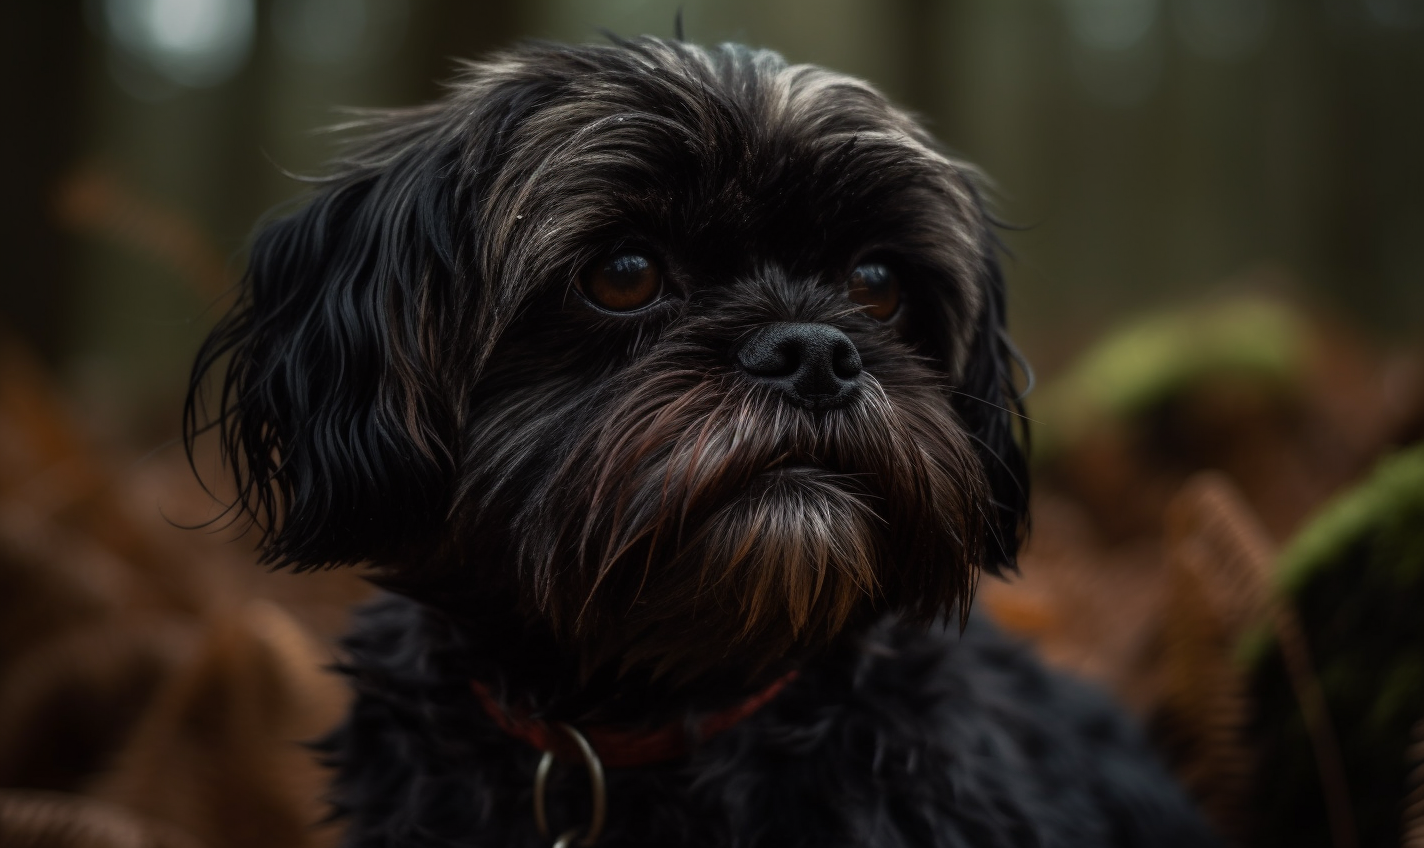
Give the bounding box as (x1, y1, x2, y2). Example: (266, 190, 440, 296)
(1156, 471, 1359, 848)
(1153, 472, 1275, 842)
(0, 789, 205, 848)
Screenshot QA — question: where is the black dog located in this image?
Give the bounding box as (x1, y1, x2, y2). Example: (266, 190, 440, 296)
(186, 37, 1218, 848)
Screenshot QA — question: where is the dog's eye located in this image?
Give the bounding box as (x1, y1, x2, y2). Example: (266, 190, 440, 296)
(581, 252, 663, 312)
(847, 262, 901, 320)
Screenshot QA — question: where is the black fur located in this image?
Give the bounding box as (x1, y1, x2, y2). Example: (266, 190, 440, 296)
(324, 598, 1216, 848)
(185, 36, 1216, 847)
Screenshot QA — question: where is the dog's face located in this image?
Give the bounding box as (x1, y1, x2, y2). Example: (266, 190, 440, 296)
(188, 38, 1027, 681)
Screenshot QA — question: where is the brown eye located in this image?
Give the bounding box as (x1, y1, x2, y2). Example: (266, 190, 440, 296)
(580, 251, 663, 312)
(847, 262, 901, 320)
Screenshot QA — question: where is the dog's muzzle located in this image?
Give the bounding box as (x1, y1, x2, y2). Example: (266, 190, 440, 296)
(736, 323, 863, 410)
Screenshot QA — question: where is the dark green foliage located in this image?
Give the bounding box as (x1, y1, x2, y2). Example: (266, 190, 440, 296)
(1250, 444, 1424, 848)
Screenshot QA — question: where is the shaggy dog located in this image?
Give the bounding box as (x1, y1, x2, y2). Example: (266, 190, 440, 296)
(186, 36, 1219, 848)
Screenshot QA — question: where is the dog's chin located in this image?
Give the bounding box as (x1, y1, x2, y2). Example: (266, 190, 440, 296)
(692, 465, 882, 634)
(541, 466, 887, 682)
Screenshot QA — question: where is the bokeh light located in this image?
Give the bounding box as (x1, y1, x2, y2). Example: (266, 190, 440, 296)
(101, 0, 255, 92)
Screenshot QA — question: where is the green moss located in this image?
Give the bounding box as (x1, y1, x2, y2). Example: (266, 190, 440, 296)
(1032, 298, 1305, 461)
(1246, 442, 1424, 847)
(1276, 443, 1424, 595)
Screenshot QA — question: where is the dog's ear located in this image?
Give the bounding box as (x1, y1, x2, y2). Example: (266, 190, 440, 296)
(952, 228, 1030, 576)
(185, 123, 470, 570)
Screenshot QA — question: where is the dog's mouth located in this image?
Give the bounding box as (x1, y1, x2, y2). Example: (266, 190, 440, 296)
(751, 459, 869, 498)
(758, 441, 846, 476)
(760, 455, 827, 475)
(758, 466, 827, 484)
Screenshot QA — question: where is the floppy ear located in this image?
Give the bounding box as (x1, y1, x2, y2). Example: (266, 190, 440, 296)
(951, 228, 1030, 576)
(185, 132, 468, 570)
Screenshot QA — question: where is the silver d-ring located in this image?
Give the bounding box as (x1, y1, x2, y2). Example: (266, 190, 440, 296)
(533, 750, 556, 839)
(531, 723, 607, 847)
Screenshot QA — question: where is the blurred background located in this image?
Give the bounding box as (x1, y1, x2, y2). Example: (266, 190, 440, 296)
(4, 0, 1424, 441)
(1, 2, 1422, 848)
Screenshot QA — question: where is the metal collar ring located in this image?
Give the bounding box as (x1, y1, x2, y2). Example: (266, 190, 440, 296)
(533, 722, 607, 847)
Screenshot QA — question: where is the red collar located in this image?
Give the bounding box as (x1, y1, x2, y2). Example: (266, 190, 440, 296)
(470, 672, 798, 768)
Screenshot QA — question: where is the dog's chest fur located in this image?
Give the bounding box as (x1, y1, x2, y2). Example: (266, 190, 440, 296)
(324, 595, 1215, 848)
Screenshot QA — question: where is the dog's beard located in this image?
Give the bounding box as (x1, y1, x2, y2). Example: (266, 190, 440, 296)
(491, 342, 989, 681)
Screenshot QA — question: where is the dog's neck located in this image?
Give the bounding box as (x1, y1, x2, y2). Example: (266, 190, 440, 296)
(414, 589, 818, 728)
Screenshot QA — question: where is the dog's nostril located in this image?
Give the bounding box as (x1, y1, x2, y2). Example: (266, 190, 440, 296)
(740, 335, 802, 378)
(737, 323, 863, 408)
(831, 337, 863, 380)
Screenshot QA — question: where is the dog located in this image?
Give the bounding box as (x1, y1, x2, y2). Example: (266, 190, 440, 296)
(185, 36, 1220, 848)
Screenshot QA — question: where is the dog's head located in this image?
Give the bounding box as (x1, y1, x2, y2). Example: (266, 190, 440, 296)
(187, 37, 1028, 681)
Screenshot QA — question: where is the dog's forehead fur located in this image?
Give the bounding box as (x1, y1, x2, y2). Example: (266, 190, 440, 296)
(411, 39, 990, 371)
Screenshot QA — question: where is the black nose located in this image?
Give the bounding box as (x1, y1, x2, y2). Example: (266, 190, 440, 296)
(736, 323, 863, 409)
